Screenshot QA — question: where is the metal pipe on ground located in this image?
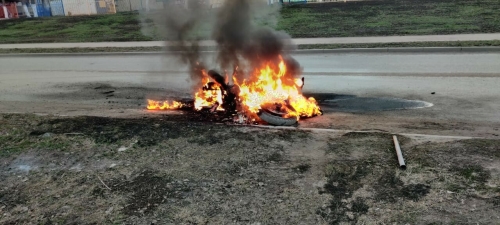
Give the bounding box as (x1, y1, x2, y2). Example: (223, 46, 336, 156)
(393, 135, 406, 169)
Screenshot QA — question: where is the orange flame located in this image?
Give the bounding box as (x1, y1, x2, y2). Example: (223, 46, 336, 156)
(147, 56, 321, 121)
(193, 70, 224, 111)
(237, 58, 321, 119)
(147, 100, 184, 110)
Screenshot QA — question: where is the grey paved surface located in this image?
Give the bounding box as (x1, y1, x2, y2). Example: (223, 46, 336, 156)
(1, 33, 499, 49)
(1, 52, 500, 125)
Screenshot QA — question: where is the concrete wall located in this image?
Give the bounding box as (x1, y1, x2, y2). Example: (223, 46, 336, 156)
(115, 0, 164, 12)
(61, 0, 97, 16)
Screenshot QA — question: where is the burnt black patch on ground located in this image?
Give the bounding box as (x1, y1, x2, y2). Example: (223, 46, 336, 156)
(451, 164, 491, 188)
(294, 163, 311, 173)
(401, 184, 431, 201)
(0, 184, 27, 211)
(374, 170, 405, 203)
(319, 133, 429, 224)
(374, 171, 430, 202)
(110, 170, 191, 216)
(318, 161, 372, 224)
(30, 115, 248, 146)
(488, 196, 500, 206)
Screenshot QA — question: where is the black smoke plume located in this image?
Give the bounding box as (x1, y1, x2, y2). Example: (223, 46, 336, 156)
(150, 0, 301, 89)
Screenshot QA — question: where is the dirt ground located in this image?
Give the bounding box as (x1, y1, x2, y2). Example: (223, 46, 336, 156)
(0, 81, 499, 224)
(1, 112, 499, 224)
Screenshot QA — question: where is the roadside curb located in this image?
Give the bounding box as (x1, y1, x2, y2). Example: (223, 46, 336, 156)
(0, 52, 165, 57)
(2, 47, 500, 57)
(294, 47, 500, 54)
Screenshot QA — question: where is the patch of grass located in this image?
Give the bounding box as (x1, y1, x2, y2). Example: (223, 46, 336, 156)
(452, 164, 491, 185)
(0, 114, 74, 156)
(0, 134, 74, 157)
(1, 0, 500, 44)
(461, 139, 500, 158)
(278, 0, 500, 38)
(0, 12, 152, 44)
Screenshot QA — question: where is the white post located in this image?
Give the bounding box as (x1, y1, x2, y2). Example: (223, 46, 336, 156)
(145, 0, 149, 12)
(393, 135, 406, 169)
(23, 3, 32, 17)
(2, 0, 8, 19)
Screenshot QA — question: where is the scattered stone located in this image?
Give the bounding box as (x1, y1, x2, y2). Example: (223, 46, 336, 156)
(41, 132, 53, 138)
(105, 207, 114, 215)
(346, 211, 355, 220)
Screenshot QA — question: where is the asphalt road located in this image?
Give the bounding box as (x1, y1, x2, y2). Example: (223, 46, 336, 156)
(1, 52, 499, 137)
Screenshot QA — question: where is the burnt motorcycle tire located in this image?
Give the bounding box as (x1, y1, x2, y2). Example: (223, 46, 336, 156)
(258, 110, 298, 126)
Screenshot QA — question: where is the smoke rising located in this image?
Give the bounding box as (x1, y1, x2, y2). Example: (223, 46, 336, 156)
(147, 0, 300, 89)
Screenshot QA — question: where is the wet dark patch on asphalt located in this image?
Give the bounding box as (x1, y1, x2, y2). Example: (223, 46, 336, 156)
(307, 93, 433, 113)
